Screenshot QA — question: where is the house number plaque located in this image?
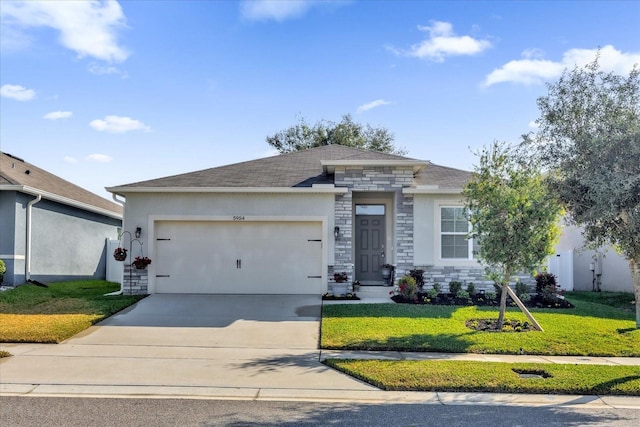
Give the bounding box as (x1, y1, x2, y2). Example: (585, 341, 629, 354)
(232, 216, 245, 221)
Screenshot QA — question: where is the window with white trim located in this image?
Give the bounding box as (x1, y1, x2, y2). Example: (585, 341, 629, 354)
(440, 207, 477, 260)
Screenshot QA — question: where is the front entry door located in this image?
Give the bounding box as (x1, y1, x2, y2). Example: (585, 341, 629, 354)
(355, 214, 386, 282)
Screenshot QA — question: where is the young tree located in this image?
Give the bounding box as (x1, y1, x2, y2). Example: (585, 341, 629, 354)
(524, 57, 640, 327)
(266, 114, 405, 154)
(464, 142, 563, 330)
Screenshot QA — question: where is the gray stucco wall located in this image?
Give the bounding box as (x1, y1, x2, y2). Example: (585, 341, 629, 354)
(0, 191, 121, 286)
(0, 191, 19, 285)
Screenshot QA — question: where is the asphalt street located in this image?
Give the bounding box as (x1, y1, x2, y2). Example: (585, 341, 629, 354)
(2, 396, 640, 427)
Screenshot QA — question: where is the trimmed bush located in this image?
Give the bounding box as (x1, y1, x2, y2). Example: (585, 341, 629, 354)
(449, 281, 462, 295)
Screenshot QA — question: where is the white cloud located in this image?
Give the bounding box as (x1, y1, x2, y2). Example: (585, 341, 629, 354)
(43, 111, 73, 120)
(356, 99, 391, 113)
(88, 62, 126, 76)
(87, 153, 113, 163)
(528, 121, 540, 129)
(63, 156, 78, 164)
(484, 45, 640, 86)
(484, 59, 565, 86)
(388, 21, 492, 62)
(0, 0, 129, 63)
(240, 0, 345, 22)
(90, 115, 151, 133)
(0, 83, 35, 101)
(241, 0, 310, 21)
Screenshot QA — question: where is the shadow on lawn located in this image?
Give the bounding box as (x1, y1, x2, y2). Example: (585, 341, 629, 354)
(593, 375, 640, 395)
(322, 303, 462, 319)
(324, 332, 476, 353)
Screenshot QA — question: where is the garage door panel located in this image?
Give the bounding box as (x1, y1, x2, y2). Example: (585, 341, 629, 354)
(155, 221, 322, 294)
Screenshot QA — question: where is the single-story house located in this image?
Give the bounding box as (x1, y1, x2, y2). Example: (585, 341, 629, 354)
(107, 145, 502, 295)
(0, 151, 123, 286)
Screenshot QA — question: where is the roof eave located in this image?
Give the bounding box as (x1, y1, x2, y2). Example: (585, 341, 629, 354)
(106, 186, 349, 195)
(0, 185, 123, 219)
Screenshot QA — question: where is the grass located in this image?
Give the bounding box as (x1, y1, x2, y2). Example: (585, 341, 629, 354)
(564, 291, 636, 315)
(321, 294, 640, 356)
(0, 280, 145, 343)
(324, 359, 640, 396)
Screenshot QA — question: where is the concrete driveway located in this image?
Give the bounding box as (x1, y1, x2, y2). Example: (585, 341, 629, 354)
(71, 294, 323, 349)
(0, 294, 377, 398)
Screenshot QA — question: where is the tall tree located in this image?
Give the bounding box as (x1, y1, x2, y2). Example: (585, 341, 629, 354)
(464, 142, 563, 330)
(524, 57, 640, 327)
(266, 114, 405, 154)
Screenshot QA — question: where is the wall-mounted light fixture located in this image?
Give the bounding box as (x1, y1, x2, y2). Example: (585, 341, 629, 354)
(135, 227, 142, 239)
(334, 226, 340, 240)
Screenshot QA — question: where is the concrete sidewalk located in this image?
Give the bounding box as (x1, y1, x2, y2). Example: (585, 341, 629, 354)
(2, 342, 639, 408)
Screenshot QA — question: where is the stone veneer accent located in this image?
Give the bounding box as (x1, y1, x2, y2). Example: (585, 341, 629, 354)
(123, 264, 148, 295)
(332, 166, 415, 283)
(418, 265, 537, 293)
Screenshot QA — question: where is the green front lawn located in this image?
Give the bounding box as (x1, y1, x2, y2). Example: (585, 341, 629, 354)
(325, 359, 640, 396)
(323, 293, 640, 395)
(321, 296, 640, 356)
(0, 280, 145, 343)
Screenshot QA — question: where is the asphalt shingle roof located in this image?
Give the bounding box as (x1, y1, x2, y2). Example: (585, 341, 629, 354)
(0, 151, 123, 216)
(111, 145, 471, 190)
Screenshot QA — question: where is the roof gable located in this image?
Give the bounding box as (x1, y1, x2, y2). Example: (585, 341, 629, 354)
(0, 151, 122, 217)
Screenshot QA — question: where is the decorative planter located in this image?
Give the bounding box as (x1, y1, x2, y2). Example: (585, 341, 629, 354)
(132, 257, 152, 270)
(113, 248, 127, 262)
(331, 283, 349, 296)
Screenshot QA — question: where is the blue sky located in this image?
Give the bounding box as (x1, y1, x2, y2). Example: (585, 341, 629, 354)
(1, 0, 639, 200)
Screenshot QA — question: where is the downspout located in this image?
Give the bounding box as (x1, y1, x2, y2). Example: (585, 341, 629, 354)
(104, 193, 126, 296)
(25, 193, 42, 282)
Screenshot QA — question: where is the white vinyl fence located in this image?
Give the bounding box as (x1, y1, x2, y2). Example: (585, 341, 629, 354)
(106, 239, 124, 284)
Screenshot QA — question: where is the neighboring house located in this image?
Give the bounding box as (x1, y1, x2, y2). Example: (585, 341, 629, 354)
(554, 223, 634, 293)
(0, 151, 123, 286)
(107, 145, 499, 295)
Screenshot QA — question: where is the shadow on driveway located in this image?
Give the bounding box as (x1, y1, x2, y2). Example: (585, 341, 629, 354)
(99, 294, 322, 327)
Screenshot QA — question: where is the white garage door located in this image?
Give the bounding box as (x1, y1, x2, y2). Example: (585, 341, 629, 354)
(154, 221, 323, 294)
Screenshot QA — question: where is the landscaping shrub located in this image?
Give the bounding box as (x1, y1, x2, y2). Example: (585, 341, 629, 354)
(535, 272, 559, 304)
(448, 281, 462, 295)
(516, 282, 529, 298)
(397, 275, 418, 300)
(466, 282, 476, 295)
(409, 269, 425, 289)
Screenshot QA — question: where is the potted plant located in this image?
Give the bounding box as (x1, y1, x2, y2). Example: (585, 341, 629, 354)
(132, 256, 152, 269)
(381, 264, 394, 284)
(113, 247, 127, 261)
(331, 272, 349, 296)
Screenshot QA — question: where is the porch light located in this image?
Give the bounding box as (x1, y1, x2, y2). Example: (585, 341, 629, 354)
(135, 227, 142, 239)
(334, 226, 340, 240)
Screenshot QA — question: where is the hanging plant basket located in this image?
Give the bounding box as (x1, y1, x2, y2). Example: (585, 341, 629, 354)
(132, 256, 152, 269)
(113, 247, 128, 261)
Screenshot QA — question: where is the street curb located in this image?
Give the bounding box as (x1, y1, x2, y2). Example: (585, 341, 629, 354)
(2, 383, 639, 408)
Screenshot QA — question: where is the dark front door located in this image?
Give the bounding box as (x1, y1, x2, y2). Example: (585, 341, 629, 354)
(355, 215, 386, 282)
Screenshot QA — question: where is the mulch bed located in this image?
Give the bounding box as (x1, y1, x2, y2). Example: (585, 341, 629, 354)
(390, 293, 574, 309)
(465, 318, 534, 332)
(323, 293, 361, 301)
